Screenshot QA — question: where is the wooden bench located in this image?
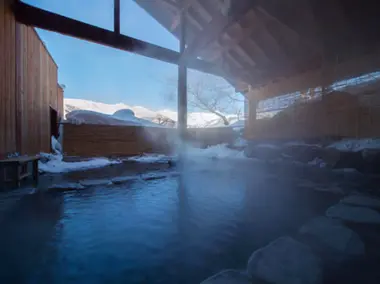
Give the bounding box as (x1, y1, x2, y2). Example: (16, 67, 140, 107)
(0, 156, 40, 188)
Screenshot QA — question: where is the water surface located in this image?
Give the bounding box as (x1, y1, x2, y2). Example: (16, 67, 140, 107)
(0, 159, 359, 283)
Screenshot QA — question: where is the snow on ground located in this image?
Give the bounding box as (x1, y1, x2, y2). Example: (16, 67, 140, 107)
(51, 136, 62, 154)
(327, 138, 380, 152)
(233, 137, 248, 148)
(128, 154, 171, 163)
(39, 154, 120, 173)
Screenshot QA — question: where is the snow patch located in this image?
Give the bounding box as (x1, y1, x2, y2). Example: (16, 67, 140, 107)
(340, 195, 380, 209)
(112, 108, 135, 119)
(128, 154, 171, 163)
(49, 183, 85, 191)
(299, 216, 365, 256)
(247, 236, 322, 284)
(39, 154, 120, 173)
(233, 137, 248, 148)
(327, 138, 380, 152)
(51, 135, 62, 154)
(326, 203, 380, 224)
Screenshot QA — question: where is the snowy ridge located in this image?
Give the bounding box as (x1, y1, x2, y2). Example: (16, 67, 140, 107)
(64, 98, 240, 128)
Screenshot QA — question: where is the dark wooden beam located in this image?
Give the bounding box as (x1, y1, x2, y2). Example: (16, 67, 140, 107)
(13, 1, 223, 77)
(216, 10, 271, 68)
(114, 0, 120, 34)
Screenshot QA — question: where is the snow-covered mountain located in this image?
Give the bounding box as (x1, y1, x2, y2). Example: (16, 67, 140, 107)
(64, 98, 240, 128)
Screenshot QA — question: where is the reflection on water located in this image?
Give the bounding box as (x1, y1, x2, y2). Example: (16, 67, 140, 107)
(0, 160, 352, 284)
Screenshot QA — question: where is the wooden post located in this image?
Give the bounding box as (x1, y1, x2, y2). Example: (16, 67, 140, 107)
(246, 87, 258, 139)
(178, 10, 187, 140)
(32, 159, 39, 187)
(114, 0, 120, 34)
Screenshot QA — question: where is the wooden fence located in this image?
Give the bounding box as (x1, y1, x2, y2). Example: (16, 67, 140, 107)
(245, 91, 380, 141)
(62, 124, 236, 157)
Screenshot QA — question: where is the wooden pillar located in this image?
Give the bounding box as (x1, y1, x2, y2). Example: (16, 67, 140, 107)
(177, 10, 187, 139)
(245, 88, 259, 139)
(114, 0, 120, 34)
(249, 98, 258, 124)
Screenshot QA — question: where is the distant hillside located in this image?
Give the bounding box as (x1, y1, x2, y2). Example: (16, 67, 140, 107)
(64, 98, 241, 128)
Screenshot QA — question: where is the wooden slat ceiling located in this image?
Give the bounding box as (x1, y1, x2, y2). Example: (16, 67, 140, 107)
(135, 0, 380, 97)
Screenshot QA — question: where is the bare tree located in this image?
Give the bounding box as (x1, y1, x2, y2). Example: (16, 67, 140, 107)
(153, 114, 175, 127)
(166, 72, 244, 126)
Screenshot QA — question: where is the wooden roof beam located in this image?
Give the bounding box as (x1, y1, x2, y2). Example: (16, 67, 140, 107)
(158, 0, 203, 31)
(255, 6, 321, 61)
(178, 0, 198, 13)
(158, 0, 178, 10)
(217, 10, 271, 67)
(13, 1, 224, 77)
(180, 1, 255, 63)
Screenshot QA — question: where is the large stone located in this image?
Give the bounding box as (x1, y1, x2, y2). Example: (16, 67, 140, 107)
(298, 180, 344, 195)
(281, 144, 321, 163)
(200, 270, 253, 284)
(299, 217, 365, 256)
(247, 236, 322, 284)
(340, 195, 380, 209)
(141, 172, 171, 181)
(326, 203, 380, 224)
(318, 148, 341, 168)
(333, 151, 364, 170)
(111, 176, 138, 185)
(357, 149, 380, 174)
(244, 143, 281, 161)
(79, 179, 112, 187)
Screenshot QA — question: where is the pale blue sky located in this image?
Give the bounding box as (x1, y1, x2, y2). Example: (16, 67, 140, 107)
(26, 0, 181, 111)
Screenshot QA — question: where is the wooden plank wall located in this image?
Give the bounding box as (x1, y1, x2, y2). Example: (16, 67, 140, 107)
(245, 92, 380, 140)
(0, 0, 62, 157)
(62, 124, 236, 157)
(18, 26, 60, 155)
(0, 0, 17, 157)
